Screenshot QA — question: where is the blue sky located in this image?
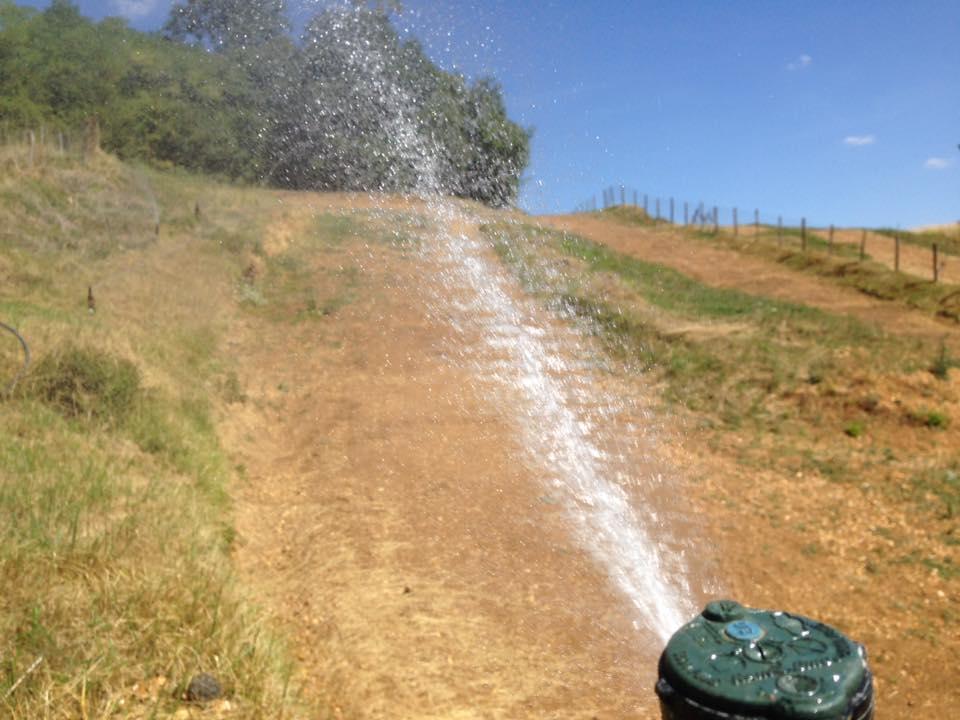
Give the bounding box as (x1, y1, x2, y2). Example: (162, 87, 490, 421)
(17, 0, 960, 227)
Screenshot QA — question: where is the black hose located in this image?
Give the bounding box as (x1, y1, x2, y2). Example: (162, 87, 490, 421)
(0, 320, 30, 397)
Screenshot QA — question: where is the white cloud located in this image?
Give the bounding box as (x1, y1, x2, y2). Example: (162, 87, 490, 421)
(110, 0, 161, 19)
(787, 54, 813, 71)
(925, 157, 953, 170)
(843, 135, 876, 147)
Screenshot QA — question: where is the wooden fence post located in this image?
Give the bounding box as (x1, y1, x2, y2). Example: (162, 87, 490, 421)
(829, 225, 835, 254)
(83, 116, 101, 160)
(894, 234, 900, 272)
(733, 207, 738, 236)
(801, 218, 807, 251)
(713, 207, 719, 234)
(933, 243, 939, 282)
(859, 230, 866, 260)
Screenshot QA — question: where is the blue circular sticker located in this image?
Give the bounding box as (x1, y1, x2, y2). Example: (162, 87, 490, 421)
(725, 620, 764, 641)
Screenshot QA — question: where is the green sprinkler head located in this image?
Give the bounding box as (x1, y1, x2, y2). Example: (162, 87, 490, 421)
(656, 600, 874, 720)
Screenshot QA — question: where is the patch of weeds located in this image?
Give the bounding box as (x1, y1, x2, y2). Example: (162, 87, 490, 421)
(25, 345, 141, 425)
(844, 420, 866, 438)
(907, 407, 950, 429)
(179, 326, 218, 371)
(127, 394, 186, 461)
(930, 340, 959, 380)
(596, 205, 657, 227)
(922, 555, 960, 580)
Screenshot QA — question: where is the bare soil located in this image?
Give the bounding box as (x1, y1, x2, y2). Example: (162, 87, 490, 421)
(222, 197, 709, 719)
(220, 200, 958, 719)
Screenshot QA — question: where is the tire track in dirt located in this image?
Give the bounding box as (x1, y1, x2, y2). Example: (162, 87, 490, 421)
(222, 199, 713, 719)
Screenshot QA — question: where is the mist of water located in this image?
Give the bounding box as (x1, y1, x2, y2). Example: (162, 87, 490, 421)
(299, 2, 695, 642)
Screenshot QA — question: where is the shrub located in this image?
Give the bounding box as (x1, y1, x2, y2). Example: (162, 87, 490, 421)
(27, 345, 141, 424)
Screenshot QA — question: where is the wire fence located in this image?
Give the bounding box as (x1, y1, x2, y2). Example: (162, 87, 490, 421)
(574, 185, 960, 284)
(0, 120, 100, 168)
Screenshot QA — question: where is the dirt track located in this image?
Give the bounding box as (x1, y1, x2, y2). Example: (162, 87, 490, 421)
(220, 201, 958, 719)
(221, 198, 715, 718)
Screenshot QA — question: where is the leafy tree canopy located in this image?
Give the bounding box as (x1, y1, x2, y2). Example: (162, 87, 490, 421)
(164, 0, 288, 51)
(0, 0, 530, 206)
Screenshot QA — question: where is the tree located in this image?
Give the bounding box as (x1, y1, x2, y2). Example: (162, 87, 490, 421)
(164, 0, 288, 51)
(458, 79, 530, 206)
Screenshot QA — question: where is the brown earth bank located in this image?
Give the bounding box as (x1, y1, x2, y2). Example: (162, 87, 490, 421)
(217, 198, 957, 719)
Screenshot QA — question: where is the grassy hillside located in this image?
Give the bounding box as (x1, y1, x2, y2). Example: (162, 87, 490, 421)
(485, 218, 960, 711)
(0, 142, 320, 717)
(4, 140, 958, 717)
(592, 205, 960, 321)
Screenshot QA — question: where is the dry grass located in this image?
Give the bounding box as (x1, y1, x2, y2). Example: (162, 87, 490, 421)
(0, 143, 312, 718)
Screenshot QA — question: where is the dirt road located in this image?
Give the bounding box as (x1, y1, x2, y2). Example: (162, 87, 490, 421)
(222, 199, 713, 719)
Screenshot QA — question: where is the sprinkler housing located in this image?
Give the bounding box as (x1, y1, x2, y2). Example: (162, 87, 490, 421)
(656, 600, 874, 720)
